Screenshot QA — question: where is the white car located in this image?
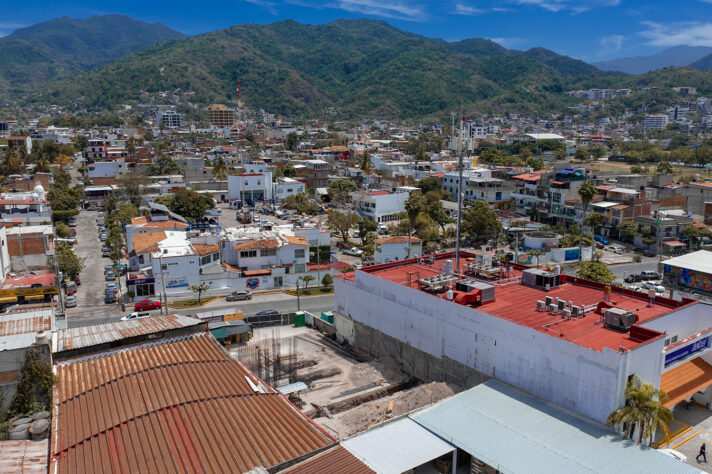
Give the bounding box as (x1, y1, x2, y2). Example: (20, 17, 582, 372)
(120, 312, 151, 321)
(343, 247, 364, 257)
(628, 285, 643, 293)
(641, 281, 665, 292)
(65, 295, 77, 308)
(658, 448, 687, 462)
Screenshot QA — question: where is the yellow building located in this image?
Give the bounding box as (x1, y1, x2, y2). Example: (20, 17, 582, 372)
(208, 105, 235, 128)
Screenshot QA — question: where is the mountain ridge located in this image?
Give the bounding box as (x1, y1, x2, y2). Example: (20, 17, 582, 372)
(594, 46, 712, 74)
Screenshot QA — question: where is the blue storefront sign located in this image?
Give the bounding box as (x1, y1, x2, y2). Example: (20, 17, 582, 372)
(665, 337, 710, 367)
(126, 278, 155, 286)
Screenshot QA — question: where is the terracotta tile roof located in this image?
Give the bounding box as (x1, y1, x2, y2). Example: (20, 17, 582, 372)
(223, 262, 241, 272)
(375, 236, 422, 245)
(132, 231, 166, 254)
(131, 216, 149, 224)
(193, 243, 220, 255)
(243, 269, 272, 276)
(51, 334, 334, 473)
(283, 445, 374, 474)
(661, 358, 712, 407)
(142, 220, 189, 230)
(234, 238, 280, 251)
(284, 235, 309, 246)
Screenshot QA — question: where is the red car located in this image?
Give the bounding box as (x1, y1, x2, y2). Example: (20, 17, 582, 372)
(134, 300, 161, 311)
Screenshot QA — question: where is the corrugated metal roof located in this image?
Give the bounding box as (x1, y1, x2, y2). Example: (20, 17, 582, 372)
(662, 250, 712, 274)
(282, 446, 374, 474)
(0, 440, 48, 474)
(50, 333, 334, 473)
(412, 380, 701, 474)
(341, 417, 455, 474)
(52, 314, 202, 353)
(0, 309, 52, 336)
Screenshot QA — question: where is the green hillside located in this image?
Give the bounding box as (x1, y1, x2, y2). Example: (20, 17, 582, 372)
(0, 14, 185, 91)
(26, 19, 602, 118)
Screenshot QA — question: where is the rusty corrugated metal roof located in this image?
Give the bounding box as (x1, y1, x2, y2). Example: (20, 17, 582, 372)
(51, 333, 334, 473)
(0, 309, 52, 336)
(52, 314, 202, 354)
(281, 446, 375, 474)
(0, 440, 48, 474)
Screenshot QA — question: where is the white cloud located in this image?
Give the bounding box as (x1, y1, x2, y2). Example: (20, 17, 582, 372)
(600, 34, 624, 53)
(454, 3, 485, 15)
(244, 0, 279, 15)
(510, 0, 619, 13)
(332, 0, 427, 21)
(640, 21, 712, 47)
(488, 36, 529, 48)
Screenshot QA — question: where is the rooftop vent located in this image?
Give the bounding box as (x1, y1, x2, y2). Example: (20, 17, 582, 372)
(455, 279, 495, 303)
(521, 268, 560, 291)
(604, 307, 636, 332)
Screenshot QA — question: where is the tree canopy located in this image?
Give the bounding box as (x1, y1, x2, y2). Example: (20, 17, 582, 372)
(462, 201, 501, 244)
(327, 179, 358, 204)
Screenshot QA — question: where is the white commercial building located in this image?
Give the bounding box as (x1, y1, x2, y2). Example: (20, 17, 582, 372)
(350, 189, 417, 224)
(228, 172, 273, 204)
(273, 177, 305, 202)
(644, 114, 669, 130)
(442, 168, 509, 205)
(334, 252, 711, 425)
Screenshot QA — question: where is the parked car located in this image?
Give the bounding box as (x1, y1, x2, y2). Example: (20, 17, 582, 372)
(73, 275, 81, 286)
(105, 282, 117, 292)
(606, 245, 624, 254)
(100, 233, 107, 242)
(68, 218, 77, 228)
(624, 274, 642, 283)
(65, 295, 77, 308)
(628, 285, 643, 293)
(594, 236, 609, 245)
(104, 265, 114, 274)
(104, 290, 117, 304)
(121, 312, 151, 321)
(254, 309, 279, 318)
(102, 247, 111, 257)
(226, 290, 252, 301)
(65, 281, 77, 296)
(336, 241, 350, 250)
(641, 281, 665, 292)
(640, 271, 661, 281)
(105, 271, 115, 281)
(343, 247, 364, 257)
(134, 299, 161, 311)
(378, 224, 388, 232)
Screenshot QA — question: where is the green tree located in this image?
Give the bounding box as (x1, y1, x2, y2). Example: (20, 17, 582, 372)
(71, 135, 88, 152)
(116, 202, 139, 226)
(417, 176, 443, 194)
(188, 281, 212, 303)
(462, 200, 502, 244)
(300, 275, 315, 291)
(53, 168, 72, 189)
(359, 150, 372, 175)
(117, 171, 147, 208)
(327, 210, 359, 243)
(327, 179, 358, 204)
(321, 273, 333, 288)
(607, 375, 672, 445)
(47, 187, 81, 223)
(8, 350, 57, 416)
(55, 241, 83, 278)
(281, 162, 297, 178)
(282, 192, 318, 215)
(2, 148, 22, 174)
(577, 181, 598, 262)
(212, 156, 228, 181)
(656, 160, 674, 175)
(358, 217, 378, 245)
(149, 155, 183, 176)
(424, 192, 453, 232)
(55, 222, 70, 239)
(405, 193, 426, 257)
(630, 166, 644, 174)
(143, 130, 154, 142)
(167, 188, 214, 222)
(526, 157, 544, 171)
(574, 147, 590, 161)
(286, 132, 299, 151)
(576, 261, 615, 284)
(618, 221, 637, 242)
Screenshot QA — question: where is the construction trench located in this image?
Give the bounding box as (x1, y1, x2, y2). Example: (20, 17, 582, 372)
(230, 326, 461, 439)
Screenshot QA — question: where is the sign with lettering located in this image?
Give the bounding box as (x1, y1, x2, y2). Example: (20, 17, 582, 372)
(665, 337, 710, 367)
(0, 286, 58, 298)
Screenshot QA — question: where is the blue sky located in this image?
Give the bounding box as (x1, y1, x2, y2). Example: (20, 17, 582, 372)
(2, 1, 712, 62)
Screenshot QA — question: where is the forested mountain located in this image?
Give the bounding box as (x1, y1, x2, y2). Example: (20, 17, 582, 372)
(24, 19, 605, 119)
(594, 46, 712, 74)
(0, 15, 185, 90)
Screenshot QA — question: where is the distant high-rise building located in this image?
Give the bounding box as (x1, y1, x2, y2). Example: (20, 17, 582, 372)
(156, 109, 181, 128)
(208, 104, 236, 128)
(644, 114, 668, 130)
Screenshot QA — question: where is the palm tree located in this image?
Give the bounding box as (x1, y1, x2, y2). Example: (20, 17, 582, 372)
(359, 150, 372, 175)
(577, 180, 597, 263)
(2, 148, 21, 174)
(606, 375, 672, 445)
(405, 193, 426, 258)
(34, 154, 50, 173)
(212, 156, 228, 181)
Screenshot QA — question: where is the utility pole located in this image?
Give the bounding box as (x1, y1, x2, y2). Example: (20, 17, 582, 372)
(455, 112, 465, 275)
(296, 278, 301, 312)
(159, 254, 167, 315)
(53, 254, 64, 316)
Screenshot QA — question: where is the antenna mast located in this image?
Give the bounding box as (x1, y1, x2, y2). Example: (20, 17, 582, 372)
(455, 110, 465, 275)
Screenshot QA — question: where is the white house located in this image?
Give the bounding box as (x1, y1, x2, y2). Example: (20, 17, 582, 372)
(350, 188, 417, 224)
(374, 235, 422, 263)
(228, 172, 273, 204)
(273, 177, 305, 202)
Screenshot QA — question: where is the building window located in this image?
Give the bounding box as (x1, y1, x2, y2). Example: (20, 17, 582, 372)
(295, 264, 305, 273)
(212, 252, 220, 261)
(261, 249, 276, 257)
(161, 264, 167, 271)
(240, 250, 257, 258)
(294, 249, 305, 258)
(664, 335, 678, 346)
(138, 255, 144, 265)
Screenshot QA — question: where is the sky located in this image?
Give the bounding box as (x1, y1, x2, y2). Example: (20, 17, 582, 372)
(2, 1, 712, 62)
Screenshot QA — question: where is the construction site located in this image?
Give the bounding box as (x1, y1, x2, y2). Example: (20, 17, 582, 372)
(230, 325, 460, 439)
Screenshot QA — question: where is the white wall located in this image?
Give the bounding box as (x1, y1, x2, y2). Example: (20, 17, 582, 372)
(375, 241, 422, 264)
(336, 271, 640, 423)
(228, 173, 273, 202)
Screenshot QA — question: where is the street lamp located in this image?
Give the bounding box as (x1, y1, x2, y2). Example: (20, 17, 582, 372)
(296, 277, 301, 312)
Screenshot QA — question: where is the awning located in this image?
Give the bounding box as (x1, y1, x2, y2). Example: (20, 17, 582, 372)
(24, 295, 45, 301)
(0, 296, 17, 303)
(661, 358, 712, 407)
(664, 241, 685, 247)
(243, 269, 271, 276)
(210, 328, 227, 339)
